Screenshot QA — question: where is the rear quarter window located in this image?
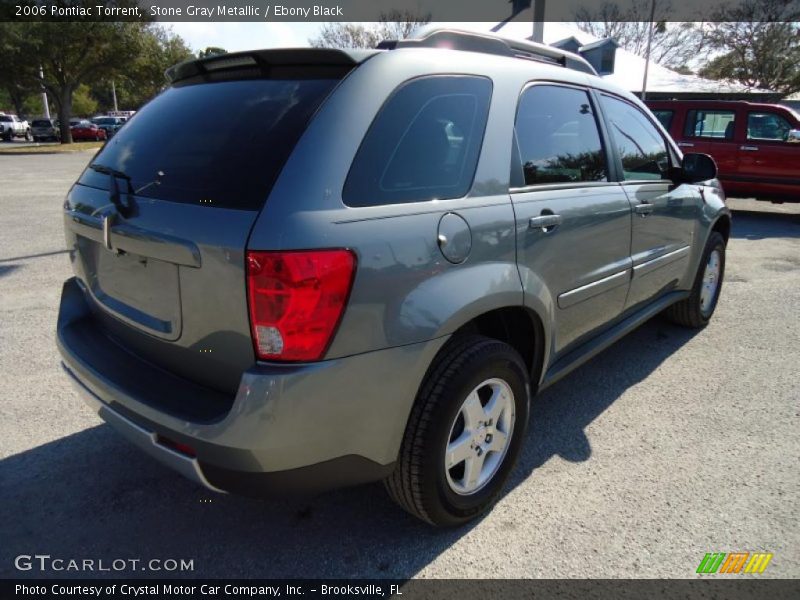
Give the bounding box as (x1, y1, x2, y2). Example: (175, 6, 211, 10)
(343, 75, 492, 207)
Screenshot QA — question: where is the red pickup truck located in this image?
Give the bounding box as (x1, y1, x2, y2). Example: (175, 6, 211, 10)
(646, 100, 800, 203)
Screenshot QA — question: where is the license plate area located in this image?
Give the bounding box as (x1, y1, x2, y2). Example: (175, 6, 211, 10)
(77, 236, 182, 340)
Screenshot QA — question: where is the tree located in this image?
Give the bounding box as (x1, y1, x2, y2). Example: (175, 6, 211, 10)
(309, 11, 430, 49)
(12, 19, 146, 142)
(70, 84, 99, 117)
(698, 1, 800, 94)
(114, 25, 194, 110)
(0, 23, 41, 117)
(574, 2, 705, 69)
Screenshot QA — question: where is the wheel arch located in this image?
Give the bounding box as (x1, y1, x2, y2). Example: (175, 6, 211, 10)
(710, 212, 731, 244)
(448, 305, 547, 393)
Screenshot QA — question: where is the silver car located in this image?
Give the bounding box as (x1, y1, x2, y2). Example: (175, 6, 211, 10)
(57, 28, 730, 526)
(31, 118, 60, 142)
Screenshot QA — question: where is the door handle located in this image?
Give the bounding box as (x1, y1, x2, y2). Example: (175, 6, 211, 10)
(529, 214, 562, 231)
(634, 203, 655, 216)
(740, 145, 759, 151)
(677, 142, 694, 148)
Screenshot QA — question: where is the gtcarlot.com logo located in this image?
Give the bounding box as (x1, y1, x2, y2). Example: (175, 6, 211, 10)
(14, 554, 194, 573)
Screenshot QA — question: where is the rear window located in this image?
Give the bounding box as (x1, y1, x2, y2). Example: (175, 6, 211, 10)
(343, 75, 492, 207)
(31, 120, 53, 127)
(79, 78, 339, 210)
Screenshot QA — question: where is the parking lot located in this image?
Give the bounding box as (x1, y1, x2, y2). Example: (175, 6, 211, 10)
(0, 151, 798, 579)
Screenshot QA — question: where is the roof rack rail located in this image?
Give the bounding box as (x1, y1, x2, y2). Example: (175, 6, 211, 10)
(376, 27, 597, 76)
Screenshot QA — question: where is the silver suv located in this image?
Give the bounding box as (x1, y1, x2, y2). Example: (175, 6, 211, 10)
(57, 29, 730, 526)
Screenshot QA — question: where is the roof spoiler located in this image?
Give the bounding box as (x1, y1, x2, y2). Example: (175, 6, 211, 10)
(165, 48, 375, 83)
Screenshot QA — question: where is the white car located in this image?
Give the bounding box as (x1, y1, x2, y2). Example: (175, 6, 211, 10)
(0, 113, 32, 141)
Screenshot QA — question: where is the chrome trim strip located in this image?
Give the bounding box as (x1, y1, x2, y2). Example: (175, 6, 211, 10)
(61, 363, 226, 494)
(633, 245, 691, 279)
(557, 269, 630, 309)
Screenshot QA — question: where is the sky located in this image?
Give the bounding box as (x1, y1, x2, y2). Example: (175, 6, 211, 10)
(167, 22, 327, 51)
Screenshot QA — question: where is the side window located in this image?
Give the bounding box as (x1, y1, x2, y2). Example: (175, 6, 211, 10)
(685, 109, 736, 140)
(600, 94, 670, 181)
(652, 109, 674, 130)
(343, 76, 492, 207)
(513, 85, 607, 186)
(747, 112, 792, 142)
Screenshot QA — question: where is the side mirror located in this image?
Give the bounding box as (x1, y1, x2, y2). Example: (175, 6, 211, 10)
(680, 152, 717, 183)
(787, 129, 800, 144)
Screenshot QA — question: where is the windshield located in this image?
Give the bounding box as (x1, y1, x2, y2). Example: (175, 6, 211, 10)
(79, 77, 339, 210)
(94, 118, 116, 124)
(32, 120, 52, 127)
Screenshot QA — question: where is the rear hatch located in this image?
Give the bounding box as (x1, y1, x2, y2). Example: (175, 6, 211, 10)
(63, 50, 359, 395)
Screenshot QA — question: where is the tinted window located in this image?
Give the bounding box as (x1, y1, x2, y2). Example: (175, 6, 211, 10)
(343, 76, 492, 207)
(0, 116, 12, 122)
(747, 112, 792, 141)
(31, 120, 52, 127)
(601, 95, 670, 181)
(652, 109, 674, 130)
(685, 109, 736, 139)
(79, 78, 338, 210)
(513, 85, 607, 186)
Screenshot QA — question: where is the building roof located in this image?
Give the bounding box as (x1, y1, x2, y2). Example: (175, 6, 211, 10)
(438, 19, 779, 100)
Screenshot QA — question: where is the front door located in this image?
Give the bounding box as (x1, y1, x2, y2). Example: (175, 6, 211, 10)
(511, 83, 633, 356)
(737, 109, 800, 199)
(598, 93, 702, 311)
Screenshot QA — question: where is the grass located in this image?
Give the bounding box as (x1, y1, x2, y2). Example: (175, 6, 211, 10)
(0, 141, 104, 154)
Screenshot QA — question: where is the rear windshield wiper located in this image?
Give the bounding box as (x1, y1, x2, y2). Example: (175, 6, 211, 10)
(89, 162, 132, 215)
(88, 162, 131, 181)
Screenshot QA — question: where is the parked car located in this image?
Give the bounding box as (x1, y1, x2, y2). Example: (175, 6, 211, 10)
(30, 118, 61, 142)
(57, 29, 730, 526)
(647, 99, 800, 203)
(0, 113, 32, 141)
(70, 120, 107, 141)
(91, 116, 126, 138)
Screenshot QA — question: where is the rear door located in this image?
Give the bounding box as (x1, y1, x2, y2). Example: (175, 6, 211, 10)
(682, 106, 741, 184)
(598, 93, 700, 311)
(64, 68, 345, 393)
(737, 109, 800, 198)
(511, 83, 633, 355)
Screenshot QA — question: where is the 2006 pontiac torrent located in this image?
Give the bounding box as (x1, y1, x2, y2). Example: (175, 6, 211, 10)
(57, 28, 730, 526)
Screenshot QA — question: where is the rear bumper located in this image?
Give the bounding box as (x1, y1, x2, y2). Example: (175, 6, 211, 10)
(57, 278, 447, 495)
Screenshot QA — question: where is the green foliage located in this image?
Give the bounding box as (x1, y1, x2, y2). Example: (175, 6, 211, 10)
(71, 84, 99, 117)
(699, 2, 800, 96)
(1, 20, 192, 141)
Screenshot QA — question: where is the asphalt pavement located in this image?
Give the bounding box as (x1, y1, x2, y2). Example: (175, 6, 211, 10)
(0, 152, 797, 579)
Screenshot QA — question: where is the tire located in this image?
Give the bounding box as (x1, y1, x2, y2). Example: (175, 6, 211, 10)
(665, 231, 726, 328)
(3, 130, 11, 142)
(25, 129, 32, 141)
(385, 335, 530, 526)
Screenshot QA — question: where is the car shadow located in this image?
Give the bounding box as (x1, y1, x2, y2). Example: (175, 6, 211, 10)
(729, 209, 800, 240)
(0, 264, 20, 278)
(0, 249, 69, 263)
(0, 319, 696, 580)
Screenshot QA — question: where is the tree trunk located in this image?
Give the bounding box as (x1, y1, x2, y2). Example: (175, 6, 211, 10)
(57, 87, 74, 144)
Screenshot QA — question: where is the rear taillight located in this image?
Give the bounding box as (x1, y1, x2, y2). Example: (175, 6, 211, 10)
(246, 249, 356, 362)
